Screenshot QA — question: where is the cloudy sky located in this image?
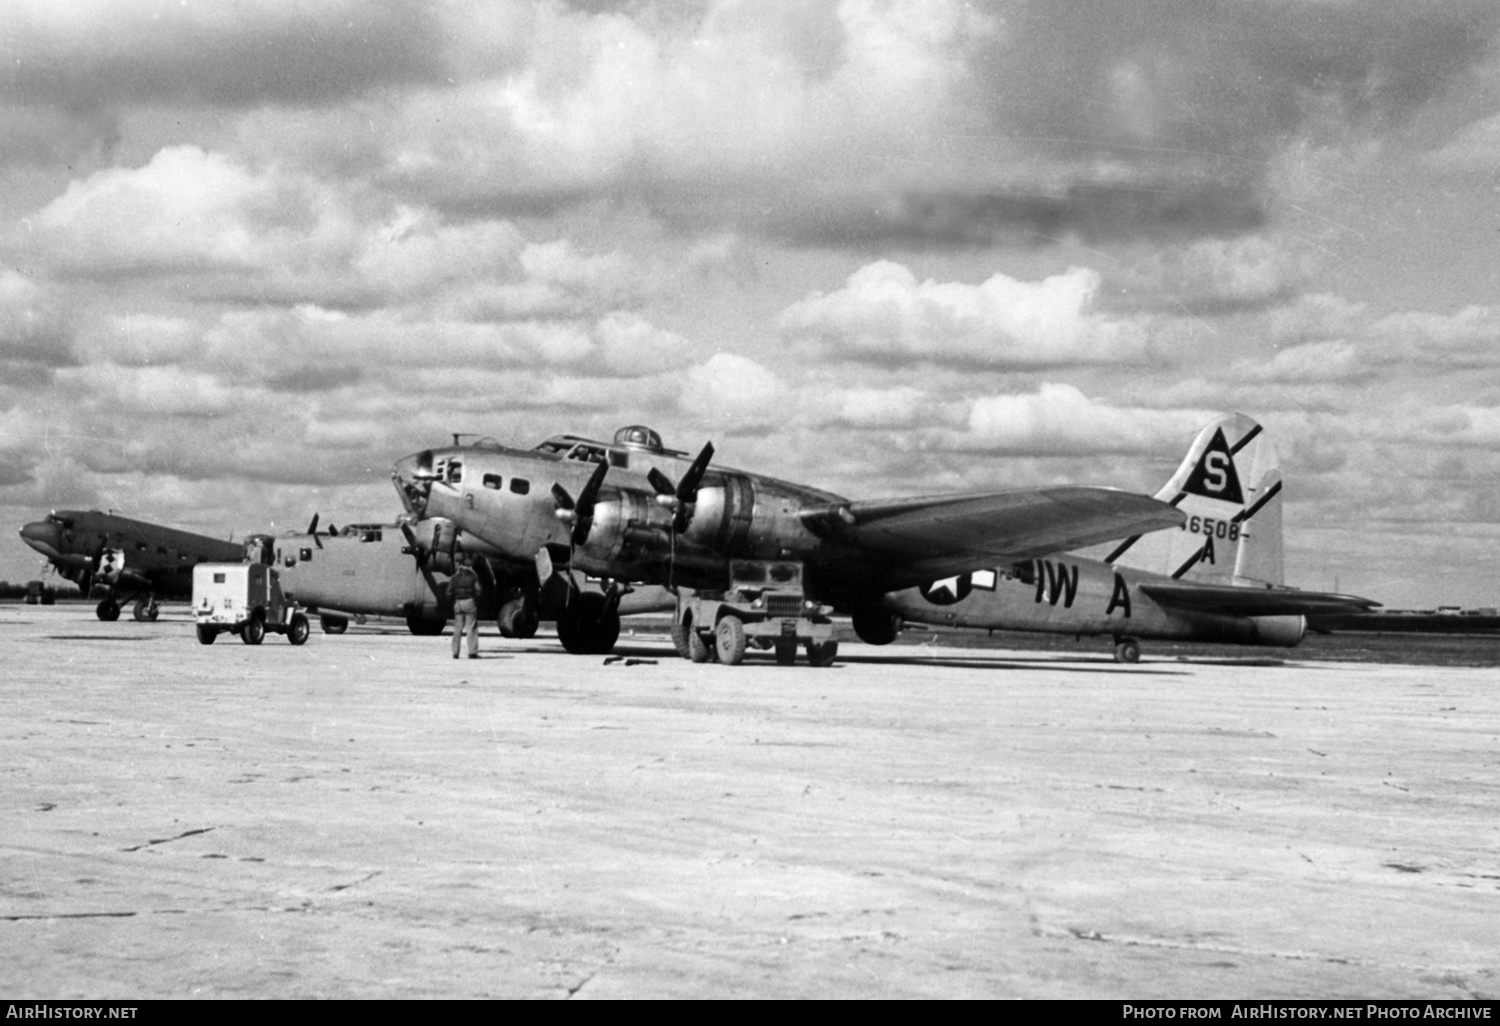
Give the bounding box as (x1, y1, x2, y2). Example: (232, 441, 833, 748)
(3, 0, 1500, 607)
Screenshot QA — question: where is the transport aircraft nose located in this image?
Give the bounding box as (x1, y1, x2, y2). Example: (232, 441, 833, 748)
(19, 520, 62, 560)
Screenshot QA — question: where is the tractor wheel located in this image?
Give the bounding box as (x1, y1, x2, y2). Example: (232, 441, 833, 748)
(241, 612, 266, 646)
(715, 616, 748, 666)
(287, 613, 310, 646)
(196, 624, 217, 645)
(805, 639, 838, 667)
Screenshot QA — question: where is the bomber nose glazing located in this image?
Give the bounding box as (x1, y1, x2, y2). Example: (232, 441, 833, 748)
(392, 451, 435, 517)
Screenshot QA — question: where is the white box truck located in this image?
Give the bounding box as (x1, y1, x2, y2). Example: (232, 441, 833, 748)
(193, 563, 309, 646)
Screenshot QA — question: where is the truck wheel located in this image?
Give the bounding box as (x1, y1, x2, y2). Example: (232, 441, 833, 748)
(241, 612, 265, 646)
(670, 620, 693, 660)
(805, 640, 838, 668)
(320, 614, 348, 635)
(774, 639, 798, 666)
(715, 616, 748, 666)
(688, 627, 713, 663)
(288, 613, 310, 646)
(196, 624, 217, 645)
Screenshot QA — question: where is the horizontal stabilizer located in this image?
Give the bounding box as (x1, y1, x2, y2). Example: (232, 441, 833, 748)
(1139, 580, 1381, 617)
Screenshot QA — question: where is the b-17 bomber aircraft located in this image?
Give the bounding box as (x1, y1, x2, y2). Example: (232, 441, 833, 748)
(392, 425, 1185, 659)
(248, 515, 672, 637)
(19, 509, 245, 621)
(878, 413, 1379, 662)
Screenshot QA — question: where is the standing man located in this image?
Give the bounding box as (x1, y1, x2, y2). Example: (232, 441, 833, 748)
(450, 554, 482, 659)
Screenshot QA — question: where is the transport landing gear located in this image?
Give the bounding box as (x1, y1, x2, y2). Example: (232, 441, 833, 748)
(96, 597, 120, 621)
(132, 597, 159, 622)
(1114, 636, 1141, 664)
(406, 613, 446, 636)
(320, 614, 348, 634)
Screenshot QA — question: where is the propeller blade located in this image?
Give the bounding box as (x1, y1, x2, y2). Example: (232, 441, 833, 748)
(673, 442, 715, 533)
(551, 482, 576, 511)
(399, 521, 426, 566)
(570, 460, 610, 547)
(647, 467, 676, 497)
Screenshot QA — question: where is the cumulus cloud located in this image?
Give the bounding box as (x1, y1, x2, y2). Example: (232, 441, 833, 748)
(678, 352, 784, 432)
(780, 261, 1151, 367)
(964, 383, 1211, 456)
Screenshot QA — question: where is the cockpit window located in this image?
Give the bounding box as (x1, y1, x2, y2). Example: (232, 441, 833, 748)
(566, 444, 607, 464)
(446, 459, 463, 485)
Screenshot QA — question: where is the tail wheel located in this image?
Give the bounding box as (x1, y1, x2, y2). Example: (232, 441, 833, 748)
(805, 640, 838, 668)
(196, 624, 217, 645)
(715, 616, 748, 666)
(241, 612, 266, 646)
(288, 613, 310, 646)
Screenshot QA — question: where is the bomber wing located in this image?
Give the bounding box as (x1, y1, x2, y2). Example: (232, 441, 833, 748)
(1138, 580, 1380, 617)
(802, 486, 1184, 589)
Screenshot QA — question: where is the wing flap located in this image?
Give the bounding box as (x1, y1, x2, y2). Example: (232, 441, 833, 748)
(1139, 580, 1381, 617)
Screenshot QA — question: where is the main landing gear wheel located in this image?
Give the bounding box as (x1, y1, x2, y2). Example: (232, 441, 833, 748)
(406, 614, 445, 636)
(196, 624, 217, 645)
(132, 598, 159, 622)
(715, 616, 748, 666)
(288, 613, 310, 646)
(805, 640, 838, 668)
(851, 606, 901, 646)
(96, 598, 120, 622)
(498, 597, 539, 639)
(320, 614, 348, 635)
(557, 592, 621, 655)
(241, 612, 266, 646)
(1114, 637, 1141, 664)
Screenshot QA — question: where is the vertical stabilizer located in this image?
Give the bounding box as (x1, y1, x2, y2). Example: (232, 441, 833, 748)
(1104, 413, 1284, 587)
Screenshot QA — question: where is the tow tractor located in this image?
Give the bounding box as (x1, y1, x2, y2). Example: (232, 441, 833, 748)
(671, 559, 837, 667)
(192, 562, 310, 646)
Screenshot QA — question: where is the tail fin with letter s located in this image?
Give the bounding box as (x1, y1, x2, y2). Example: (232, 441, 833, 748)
(1105, 413, 1284, 587)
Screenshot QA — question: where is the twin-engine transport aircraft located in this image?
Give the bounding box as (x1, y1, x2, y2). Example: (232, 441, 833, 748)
(19, 510, 245, 621)
(393, 426, 1185, 656)
(878, 413, 1379, 662)
(245, 515, 671, 637)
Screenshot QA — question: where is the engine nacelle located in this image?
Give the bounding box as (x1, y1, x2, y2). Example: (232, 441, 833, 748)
(1247, 615, 1307, 648)
(97, 548, 126, 584)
